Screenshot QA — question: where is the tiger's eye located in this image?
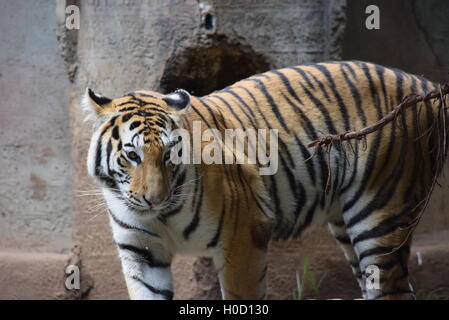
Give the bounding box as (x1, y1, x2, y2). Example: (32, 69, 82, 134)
(127, 151, 139, 161)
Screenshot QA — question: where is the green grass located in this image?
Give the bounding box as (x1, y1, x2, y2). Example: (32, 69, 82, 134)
(292, 257, 328, 300)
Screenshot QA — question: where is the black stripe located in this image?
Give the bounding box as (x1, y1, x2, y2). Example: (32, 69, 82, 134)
(203, 96, 246, 139)
(224, 166, 238, 232)
(314, 64, 352, 130)
(358, 245, 397, 261)
(108, 210, 159, 238)
(294, 195, 319, 237)
(112, 126, 120, 140)
(359, 62, 385, 115)
(195, 98, 222, 129)
(207, 205, 226, 248)
(244, 78, 291, 133)
(183, 182, 203, 239)
(190, 167, 200, 211)
(129, 121, 142, 131)
(351, 207, 411, 244)
(296, 135, 317, 185)
(272, 149, 306, 238)
(342, 62, 358, 79)
(258, 265, 268, 282)
(208, 95, 249, 128)
(335, 234, 352, 245)
(106, 139, 113, 176)
(339, 64, 366, 127)
(94, 116, 118, 177)
(298, 82, 338, 134)
(117, 106, 139, 112)
(288, 66, 316, 90)
(117, 156, 125, 168)
(307, 71, 332, 102)
(117, 243, 169, 268)
(267, 174, 282, 229)
(270, 69, 305, 106)
(160, 169, 187, 219)
(225, 89, 258, 123)
(130, 276, 173, 300)
(234, 86, 258, 105)
(217, 91, 261, 164)
(122, 113, 134, 123)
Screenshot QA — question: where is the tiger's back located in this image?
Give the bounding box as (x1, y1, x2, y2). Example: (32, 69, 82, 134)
(200, 61, 441, 240)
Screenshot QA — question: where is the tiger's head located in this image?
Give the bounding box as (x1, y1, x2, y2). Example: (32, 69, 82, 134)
(82, 88, 190, 215)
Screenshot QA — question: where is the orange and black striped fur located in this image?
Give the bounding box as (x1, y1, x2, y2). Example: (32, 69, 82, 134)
(82, 61, 448, 300)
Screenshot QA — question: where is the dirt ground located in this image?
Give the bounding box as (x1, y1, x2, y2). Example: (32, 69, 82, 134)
(1, 227, 448, 300)
(171, 228, 449, 300)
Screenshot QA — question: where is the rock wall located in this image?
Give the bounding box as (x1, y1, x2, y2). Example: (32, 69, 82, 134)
(0, 0, 72, 300)
(0, 0, 72, 253)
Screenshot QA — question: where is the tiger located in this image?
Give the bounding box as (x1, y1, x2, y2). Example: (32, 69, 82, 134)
(82, 60, 448, 300)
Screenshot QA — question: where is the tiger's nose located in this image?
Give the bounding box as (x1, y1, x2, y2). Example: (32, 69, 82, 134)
(143, 195, 163, 206)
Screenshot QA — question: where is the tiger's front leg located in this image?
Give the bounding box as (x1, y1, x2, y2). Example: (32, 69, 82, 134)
(113, 232, 174, 300)
(119, 245, 173, 300)
(213, 217, 272, 300)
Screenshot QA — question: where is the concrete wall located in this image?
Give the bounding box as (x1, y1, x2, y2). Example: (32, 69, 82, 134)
(0, 0, 72, 300)
(0, 0, 72, 253)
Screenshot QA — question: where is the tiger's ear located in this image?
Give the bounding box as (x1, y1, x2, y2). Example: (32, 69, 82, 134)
(163, 89, 190, 113)
(81, 88, 114, 122)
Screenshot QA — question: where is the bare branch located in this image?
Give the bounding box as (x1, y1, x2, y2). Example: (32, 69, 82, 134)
(307, 83, 449, 195)
(308, 83, 449, 149)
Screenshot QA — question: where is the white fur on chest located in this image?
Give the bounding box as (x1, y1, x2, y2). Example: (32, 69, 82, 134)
(103, 188, 218, 256)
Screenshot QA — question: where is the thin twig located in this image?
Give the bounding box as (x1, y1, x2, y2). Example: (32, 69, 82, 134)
(305, 82, 449, 257)
(307, 83, 449, 195)
(308, 83, 449, 149)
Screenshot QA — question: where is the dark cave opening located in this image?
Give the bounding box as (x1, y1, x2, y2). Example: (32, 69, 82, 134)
(160, 41, 269, 97)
